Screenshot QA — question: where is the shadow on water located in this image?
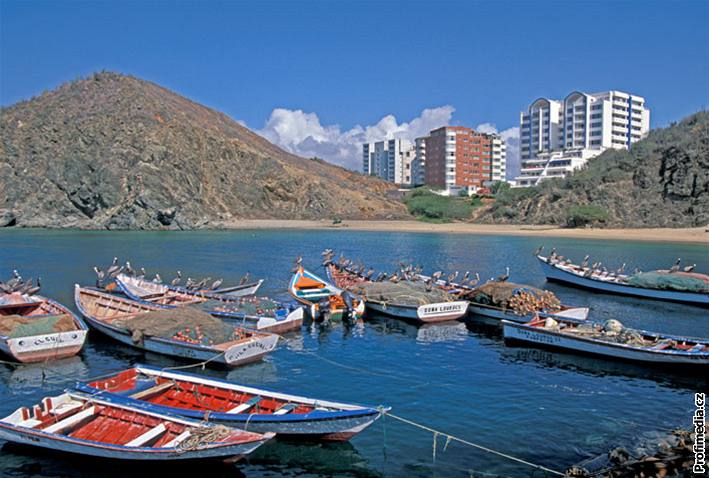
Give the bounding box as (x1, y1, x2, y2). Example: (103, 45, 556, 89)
(364, 314, 469, 343)
(1, 439, 381, 478)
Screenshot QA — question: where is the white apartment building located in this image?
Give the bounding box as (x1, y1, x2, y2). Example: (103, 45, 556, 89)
(362, 139, 420, 185)
(491, 136, 507, 182)
(516, 90, 650, 187)
(414, 136, 427, 186)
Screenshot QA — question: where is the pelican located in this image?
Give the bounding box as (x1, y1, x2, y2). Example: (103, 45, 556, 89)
(496, 267, 510, 282)
(533, 245, 544, 256)
(239, 273, 250, 285)
(669, 258, 681, 273)
(210, 278, 223, 290)
(124, 262, 135, 276)
(171, 271, 182, 286)
(153, 273, 162, 284)
(683, 264, 696, 273)
(581, 255, 590, 268)
(106, 257, 121, 276)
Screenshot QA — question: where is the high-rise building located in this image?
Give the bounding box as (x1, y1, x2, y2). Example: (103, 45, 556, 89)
(421, 126, 505, 190)
(361, 139, 416, 185)
(516, 90, 650, 187)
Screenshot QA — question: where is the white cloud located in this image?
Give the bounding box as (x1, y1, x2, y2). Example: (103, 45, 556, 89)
(255, 106, 455, 170)
(252, 107, 520, 179)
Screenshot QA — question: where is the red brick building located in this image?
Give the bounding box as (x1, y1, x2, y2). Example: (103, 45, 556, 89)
(423, 126, 494, 189)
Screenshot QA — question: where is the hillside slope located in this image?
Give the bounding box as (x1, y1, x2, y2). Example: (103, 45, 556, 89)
(476, 112, 709, 228)
(0, 72, 407, 229)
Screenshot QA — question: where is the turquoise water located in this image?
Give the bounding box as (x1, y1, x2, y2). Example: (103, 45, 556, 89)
(0, 229, 707, 477)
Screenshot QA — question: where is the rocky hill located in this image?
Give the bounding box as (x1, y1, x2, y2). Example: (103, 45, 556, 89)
(476, 111, 709, 228)
(0, 72, 407, 229)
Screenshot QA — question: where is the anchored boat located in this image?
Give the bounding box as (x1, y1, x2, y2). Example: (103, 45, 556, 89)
(0, 391, 273, 461)
(74, 286, 279, 367)
(289, 266, 364, 321)
(326, 264, 468, 324)
(114, 273, 263, 302)
(503, 316, 709, 365)
(0, 292, 88, 363)
(115, 274, 303, 334)
(536, 254, 709, 306)
(77, 365, 387, 441)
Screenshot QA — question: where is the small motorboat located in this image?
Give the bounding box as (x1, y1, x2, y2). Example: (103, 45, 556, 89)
(289, 266, 364, 321)
(115, 274, 303, 334)
(77, 364, 388, 441)
(503, 316, 709, 365)
(326, 264, 468, 324)
(0, 291, 88, 363)
(536, 253, 709, 306)
(74, 286, 279, 368)
(0, 391, 274, 461)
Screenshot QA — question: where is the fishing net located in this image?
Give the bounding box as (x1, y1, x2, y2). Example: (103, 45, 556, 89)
(349, 281, 451, 306)
(461, 281, 561, 315)
(196, 297, 281, 317)
(112, 307, 243, 346)
(0, 314, 77, 338)
(627, 271, 708, 292)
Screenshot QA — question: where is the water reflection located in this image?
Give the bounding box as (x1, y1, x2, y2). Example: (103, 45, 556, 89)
(1, 356, 89, 395)
(365, 315, 468, 343)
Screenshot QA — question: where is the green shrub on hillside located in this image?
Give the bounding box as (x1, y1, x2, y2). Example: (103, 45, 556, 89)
(402, 188, 478, 222)
(566, 204, 609, 227)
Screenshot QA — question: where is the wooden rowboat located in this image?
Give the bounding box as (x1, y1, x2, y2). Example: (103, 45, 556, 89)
(114, 274, 264, 301)
(326, 264, 468, 324)
(73, 286, 279, 367)
(288, 266, 364, 321)
(76, 365, 388, 441)
(537, 255, 709, 306)
(0, 391, 274, 461)
(503, 317, 709, 365)
(115, 275, 304, 334)
(0, 292, 88, 363)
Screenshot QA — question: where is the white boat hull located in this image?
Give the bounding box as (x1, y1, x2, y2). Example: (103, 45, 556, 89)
(538, 257, 709, 305)
(503, 321, 709, 365)
(467, 304, 589, 323)
(366, 300, 468, 323)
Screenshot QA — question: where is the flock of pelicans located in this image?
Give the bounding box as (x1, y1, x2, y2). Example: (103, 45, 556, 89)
(0, 247, 707, 472)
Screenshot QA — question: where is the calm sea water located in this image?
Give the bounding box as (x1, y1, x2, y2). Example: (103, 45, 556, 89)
(0, 228, 707, 478)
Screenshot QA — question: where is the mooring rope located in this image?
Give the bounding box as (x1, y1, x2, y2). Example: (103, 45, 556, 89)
(379, 408, 565, 477)
(160, 351, 225, 371)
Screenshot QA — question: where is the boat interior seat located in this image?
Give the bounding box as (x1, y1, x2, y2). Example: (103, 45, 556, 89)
(17, 418, 43, 428)
(162, 430, 191, 448)
(49, 400, 84, 416)
(129, 381, 174, 400)
(226, 396, 261, 414)
(44, 406, 96, 434)
(273, 403, 297, 415)
(125, 423, 167, 447)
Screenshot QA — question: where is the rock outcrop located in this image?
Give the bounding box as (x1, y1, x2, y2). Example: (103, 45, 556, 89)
(0, 72, 407, 229)
(476, 111, 709, 228)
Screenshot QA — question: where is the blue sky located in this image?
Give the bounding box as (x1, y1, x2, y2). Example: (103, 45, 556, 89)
(1, 0, 708, 172)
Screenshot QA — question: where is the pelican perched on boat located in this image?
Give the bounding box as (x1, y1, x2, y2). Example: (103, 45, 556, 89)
(496, 267, 510, 283)
(170, 271, 182, 286)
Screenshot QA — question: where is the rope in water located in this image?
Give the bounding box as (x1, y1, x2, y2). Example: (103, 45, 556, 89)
(379, 408, 565, 477)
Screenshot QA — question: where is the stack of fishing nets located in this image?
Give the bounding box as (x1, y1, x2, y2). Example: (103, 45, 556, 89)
(350, 281, 451, 306)
(198, 297, 281, 317)
(627, 271, 709, 292)
(0, 314, 77, 338)
(462, 281, 561, 315)
(558, 319, 651, 347)
(112, 307, 246, 346)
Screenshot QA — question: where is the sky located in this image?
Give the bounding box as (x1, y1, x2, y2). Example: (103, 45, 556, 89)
(1, 0, 708, 176)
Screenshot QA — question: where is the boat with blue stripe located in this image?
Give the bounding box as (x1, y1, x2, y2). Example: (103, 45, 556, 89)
(76, 365, 387, 441)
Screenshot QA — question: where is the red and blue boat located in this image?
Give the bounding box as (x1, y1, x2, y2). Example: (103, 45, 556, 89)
(0, 391, 274, 461)
(76, 365, 387, 441)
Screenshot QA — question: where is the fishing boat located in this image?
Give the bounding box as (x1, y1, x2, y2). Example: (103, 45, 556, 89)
(0, 391, 274, 461)
(114, 273, 263, 302)
(0, 292, 88, 363)
(74, 286, 279, 367)
(288, 266, 364, 321)
(76, 365, 388, 441)
(503, 317, 709, 365)
(326, 264, 468, 324)
(115, 275, 303, 334)
(536, 254, 709, 306)
(460, 280, 590, 324)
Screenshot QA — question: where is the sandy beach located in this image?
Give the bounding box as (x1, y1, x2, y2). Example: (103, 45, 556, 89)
(223, 220, 709, 244)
